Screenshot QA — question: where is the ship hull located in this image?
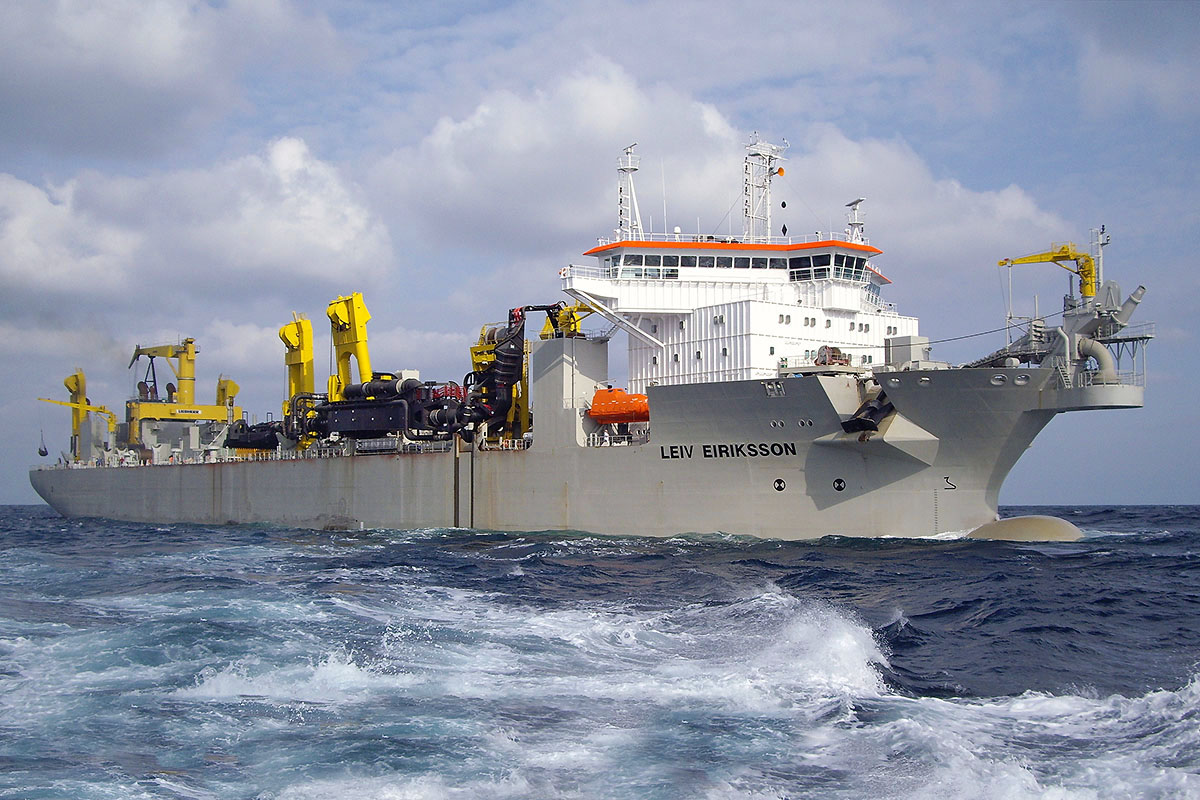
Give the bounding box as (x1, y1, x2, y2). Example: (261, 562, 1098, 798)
(29, 338, 1106, 540)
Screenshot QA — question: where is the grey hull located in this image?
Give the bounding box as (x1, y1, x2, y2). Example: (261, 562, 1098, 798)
(30, 338, 1134, 540)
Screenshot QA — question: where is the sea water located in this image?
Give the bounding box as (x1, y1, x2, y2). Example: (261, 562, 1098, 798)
(1, 504, 1197, 799)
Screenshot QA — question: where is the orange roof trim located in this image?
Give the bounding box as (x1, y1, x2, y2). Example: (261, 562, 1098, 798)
(583, 239, 884, 257)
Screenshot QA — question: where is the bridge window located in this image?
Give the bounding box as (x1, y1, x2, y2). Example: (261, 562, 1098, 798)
(814, 267, 830, 279)
(680, 255, 696, 267)
(716, 256, 733, 268)
(662, 255, 679, 267)
(644, 255, 661, 266)
(734, 257, 750, 268)
(790, 255, 812, 269)
(624, 254, 643, 266)
(769, 257, 787, 269)
(812, 254, 831, 267)
(663, 268, 679, 279)
(752, 257, 768, 269)
(698, 256, 715, 268)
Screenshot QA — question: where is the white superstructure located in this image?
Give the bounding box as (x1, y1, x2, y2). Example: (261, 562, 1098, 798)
(563, 137, 919, 394)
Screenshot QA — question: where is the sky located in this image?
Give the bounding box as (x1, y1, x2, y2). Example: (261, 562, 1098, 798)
(3, 0, 1197, 506)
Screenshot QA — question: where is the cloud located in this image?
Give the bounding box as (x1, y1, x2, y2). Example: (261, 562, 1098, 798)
(371, 61, 742, 256)
(0, 0, 347, 158)
(1068, 2, 1200, 117)
(0, 174, 142, 297)
(1, 137, 391, 317)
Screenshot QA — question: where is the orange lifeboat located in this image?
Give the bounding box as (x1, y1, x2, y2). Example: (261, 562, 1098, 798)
(588, 387, 649, 424)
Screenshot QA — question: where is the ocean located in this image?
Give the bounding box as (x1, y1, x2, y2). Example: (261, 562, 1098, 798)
(1, 504, 1197, 799)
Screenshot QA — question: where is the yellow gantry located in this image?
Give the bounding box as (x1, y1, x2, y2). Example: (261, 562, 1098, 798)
(999, 243, 1097, 300)
(125, 338, 241, 446)
(326, 293, 372, 401)
(128, 339, 198, 404)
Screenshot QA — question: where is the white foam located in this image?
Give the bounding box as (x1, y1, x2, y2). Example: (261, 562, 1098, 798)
(174, 651, 418, 704)
(818, 674, 1200, 798)
(271, 771, 536, 800)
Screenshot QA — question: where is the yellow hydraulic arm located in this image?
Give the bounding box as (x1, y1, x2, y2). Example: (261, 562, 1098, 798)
(326, 293, 372, 401)
(279, 313, 315, 416)
(998, 243, 1097, 301)
(38, 369, 117, 461)
(215, 376, 239, 407)
(539, 301, 595, 339)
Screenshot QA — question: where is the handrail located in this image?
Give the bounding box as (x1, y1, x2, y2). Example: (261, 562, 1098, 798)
(592, 230, 868, 247)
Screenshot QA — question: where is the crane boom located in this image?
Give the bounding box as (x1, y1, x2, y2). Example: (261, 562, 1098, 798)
(998, 242, 1097, 300)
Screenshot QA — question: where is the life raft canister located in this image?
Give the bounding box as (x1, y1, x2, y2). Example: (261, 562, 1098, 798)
(587, 387, 649, 424)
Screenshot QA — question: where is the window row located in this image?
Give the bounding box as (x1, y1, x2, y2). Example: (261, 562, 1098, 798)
(609, 252, 870, 274)
(800, 350, 874, 364)
(652, 348, 731, 366)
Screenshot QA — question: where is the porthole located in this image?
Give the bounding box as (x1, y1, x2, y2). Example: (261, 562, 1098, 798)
(1014, 374, 1030, 386)
(990, 374, 1008, 385)
(888, 378, 901, 387)
(918, 376, 932, 386)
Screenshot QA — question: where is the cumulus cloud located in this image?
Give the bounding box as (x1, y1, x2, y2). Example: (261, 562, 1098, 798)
(0, 174, 141, 295)
(368, 63, 1065, 345)
(0, 0, 346, 157)
(1, 137, 391, 317)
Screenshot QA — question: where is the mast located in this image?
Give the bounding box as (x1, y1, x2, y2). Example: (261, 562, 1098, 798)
(617, 143, 643, 240)
(1092, 224, 1110, 295)
(845, 197, 867, 244)
(742, 132, 788, 243)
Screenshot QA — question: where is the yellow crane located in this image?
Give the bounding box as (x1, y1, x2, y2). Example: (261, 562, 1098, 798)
(998, 242, 1097, 301)
(325, 293, 372, 401)
(38, 369, 117, 461)
(279, 312, 315, 413)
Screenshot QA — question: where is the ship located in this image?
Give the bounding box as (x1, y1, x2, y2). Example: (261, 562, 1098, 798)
(30, 136, 1153, 540)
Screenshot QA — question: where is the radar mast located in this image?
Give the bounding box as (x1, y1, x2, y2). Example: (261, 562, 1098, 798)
(617, 143, 643, 240)
(743, 133, 788, 242)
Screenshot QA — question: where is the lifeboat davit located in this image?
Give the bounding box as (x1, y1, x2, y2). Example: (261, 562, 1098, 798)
(588, 387, 649, 424)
